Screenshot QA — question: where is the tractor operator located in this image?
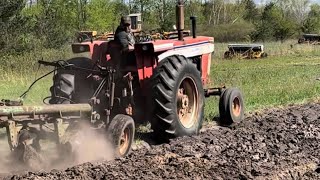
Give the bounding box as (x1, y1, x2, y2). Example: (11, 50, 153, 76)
(92, 16, 135, 81)
(114, 16, 135, 52)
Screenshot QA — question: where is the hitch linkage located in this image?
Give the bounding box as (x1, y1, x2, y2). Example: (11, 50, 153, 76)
(204, 87, 225, 98)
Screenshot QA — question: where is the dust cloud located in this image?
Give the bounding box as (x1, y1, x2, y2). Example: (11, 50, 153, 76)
(63, 122, 115, 166)
(0, 121, 115, 175)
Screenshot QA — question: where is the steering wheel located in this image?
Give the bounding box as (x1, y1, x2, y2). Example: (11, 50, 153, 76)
(135, 31, 153, 43)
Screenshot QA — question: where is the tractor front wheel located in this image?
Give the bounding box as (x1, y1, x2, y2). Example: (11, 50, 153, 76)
(219, 88, 244, 126)
(150, 55, 204, 142)
(107, 114, 135, 157)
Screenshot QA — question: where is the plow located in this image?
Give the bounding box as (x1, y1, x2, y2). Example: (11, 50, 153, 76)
(0, 61, 137, 169)
(0, 0, 244, 170)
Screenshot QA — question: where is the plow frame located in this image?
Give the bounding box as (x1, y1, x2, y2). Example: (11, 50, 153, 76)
(0, 103, 92, 151)
(0, 60, 135, 160)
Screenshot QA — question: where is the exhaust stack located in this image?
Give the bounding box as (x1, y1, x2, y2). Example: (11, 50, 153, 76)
(190, 16, 197, 38)
(176, 0, 184, 41)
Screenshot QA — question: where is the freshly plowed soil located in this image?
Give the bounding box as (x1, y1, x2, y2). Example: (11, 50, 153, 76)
(4, 103, 320, 180)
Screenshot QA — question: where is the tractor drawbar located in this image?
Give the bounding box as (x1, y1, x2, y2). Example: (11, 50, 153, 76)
(204, 87, 224, 97)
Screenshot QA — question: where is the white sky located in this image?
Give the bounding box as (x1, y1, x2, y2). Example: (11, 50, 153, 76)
(254, 0, 320, 5)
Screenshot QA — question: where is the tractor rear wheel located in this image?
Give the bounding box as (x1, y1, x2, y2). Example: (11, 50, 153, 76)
(150, 55, 204, 142)
(219, 88, 244, 125)
(107, 114, 135, 157)
(49, 57, 95, 104)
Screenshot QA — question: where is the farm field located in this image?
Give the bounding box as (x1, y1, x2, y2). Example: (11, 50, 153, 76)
(1, 41, 320, 120)
(2, 0, 320, 178)
(0, 41, 320, 178)
(6, 102, 320, 179)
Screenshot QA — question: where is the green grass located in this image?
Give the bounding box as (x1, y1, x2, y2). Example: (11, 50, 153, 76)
(205, 42, 320, 120)
(1, 41, 320, 122)
(0, 46, 75, 105)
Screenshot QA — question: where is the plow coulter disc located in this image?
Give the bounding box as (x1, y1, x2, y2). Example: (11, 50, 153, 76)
(20, 144, 46, 170)
(11, 129, 48, 171)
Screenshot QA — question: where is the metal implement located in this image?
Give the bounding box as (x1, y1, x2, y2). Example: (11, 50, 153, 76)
(0, 104, 92, 117)
(224, 44, 267, 59)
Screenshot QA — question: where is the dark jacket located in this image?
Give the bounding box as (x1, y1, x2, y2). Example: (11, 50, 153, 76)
(114, 26, 135, 52)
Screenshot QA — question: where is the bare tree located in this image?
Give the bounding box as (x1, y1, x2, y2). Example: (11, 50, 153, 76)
(274, 0, 310, 23)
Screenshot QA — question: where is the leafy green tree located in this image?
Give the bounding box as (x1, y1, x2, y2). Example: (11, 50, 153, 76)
(85, 0, 116, 32)
(302, 4, 320, 33)
(0, 0, 24, 22)
(34, 0, 79, 48)
(184, 0, 205, 29)
(0, 0, 25, 51)
(155, 0, 176, 31)
(253, 2, 295, 42)
(241, 0, 259, 23)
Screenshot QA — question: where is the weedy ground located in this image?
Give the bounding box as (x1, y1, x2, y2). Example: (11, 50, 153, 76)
(1, 40, 320, 121)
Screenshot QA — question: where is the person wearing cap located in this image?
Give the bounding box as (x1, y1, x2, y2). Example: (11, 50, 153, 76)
(114, 16, 135, 53)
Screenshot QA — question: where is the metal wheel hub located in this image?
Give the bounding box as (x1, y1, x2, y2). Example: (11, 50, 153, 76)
(176, 77, 199, 128)
(119, 127, 130, 156)
(232, 97, 241, 117)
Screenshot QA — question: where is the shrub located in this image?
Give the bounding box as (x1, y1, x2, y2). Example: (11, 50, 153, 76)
(199, 21, 255, 42)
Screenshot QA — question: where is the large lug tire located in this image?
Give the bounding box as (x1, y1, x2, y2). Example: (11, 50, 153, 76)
(107, 114, 135, 157)
(49, 57, 95, 104)
(219, 88, 244, 126)
(150, 55, 204, 142)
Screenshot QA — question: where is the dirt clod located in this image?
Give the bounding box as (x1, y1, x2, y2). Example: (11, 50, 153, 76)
(2, 102, 320, 179)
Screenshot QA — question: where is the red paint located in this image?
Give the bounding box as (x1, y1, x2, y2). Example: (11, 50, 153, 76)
(201, 53, 210, 85)
(134, 44, 157, 94)
(73, 35, 214, 90)
(151, 36, 214, 52)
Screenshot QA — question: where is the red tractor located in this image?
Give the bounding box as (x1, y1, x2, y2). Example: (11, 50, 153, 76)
(0, 0, 244, 169)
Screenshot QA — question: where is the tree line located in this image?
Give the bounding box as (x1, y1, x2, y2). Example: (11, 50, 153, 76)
(1, 0, 320, 54)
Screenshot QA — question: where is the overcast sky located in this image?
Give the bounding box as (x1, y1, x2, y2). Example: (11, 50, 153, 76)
(254, 0, 320, 5)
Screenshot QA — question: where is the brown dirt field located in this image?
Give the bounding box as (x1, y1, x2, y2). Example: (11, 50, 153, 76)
(2, 102, 320, 179)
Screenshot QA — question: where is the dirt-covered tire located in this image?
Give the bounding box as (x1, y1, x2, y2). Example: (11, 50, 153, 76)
(150, 55, 204, 142)
(49, 57, 95, 104)
(224, 51, 232, 59)
(261, 52, 268, 58)
(107, 114, 135, 157)
(219, 88, 244, 125)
